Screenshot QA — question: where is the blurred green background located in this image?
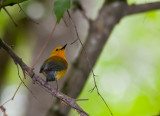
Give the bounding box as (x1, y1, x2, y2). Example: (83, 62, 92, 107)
(0, 0, 160, 116)
(70, 0, 160, 116)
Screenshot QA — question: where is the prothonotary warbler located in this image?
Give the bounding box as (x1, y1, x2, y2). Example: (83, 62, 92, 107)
(39, 44, 68, 91)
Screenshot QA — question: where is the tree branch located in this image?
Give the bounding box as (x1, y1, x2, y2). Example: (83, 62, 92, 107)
(0, 39, 88, 116)
(0, 105, 7, 116)
(125, 2, 160, 15)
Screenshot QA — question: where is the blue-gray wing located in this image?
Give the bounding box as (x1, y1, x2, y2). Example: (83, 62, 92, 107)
(40, 56, 67, 73)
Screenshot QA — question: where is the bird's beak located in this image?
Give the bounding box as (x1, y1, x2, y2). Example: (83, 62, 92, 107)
(61, 44, 67, 50)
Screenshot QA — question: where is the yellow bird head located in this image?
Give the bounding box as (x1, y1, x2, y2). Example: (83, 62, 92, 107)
(50, 44, 67, 59)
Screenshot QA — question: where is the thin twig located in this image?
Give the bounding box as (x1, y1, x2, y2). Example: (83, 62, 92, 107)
(74, 99, 88, 101)
(67, 10, 113, 116)
(63, 16, 69, 27)
(18, 4, 39, 24)
(16, 64, 39, 101)
(1, 99, 12, 106)
(3, 7, 18, 27)
(71, 38, 78, 45)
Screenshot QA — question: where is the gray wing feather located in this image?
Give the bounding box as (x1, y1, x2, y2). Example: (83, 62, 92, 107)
(39, 56, 67, 73)
(40, 63, 45, 73)
(46, 61, 67, 71)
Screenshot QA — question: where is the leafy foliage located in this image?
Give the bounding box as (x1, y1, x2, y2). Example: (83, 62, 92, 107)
(53, 0, 71, 23)
(0, 0, 24, 8)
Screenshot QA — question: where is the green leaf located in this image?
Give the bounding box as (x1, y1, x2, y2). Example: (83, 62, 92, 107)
(54, 0, 71, 23)
(0, 0, 24, 8)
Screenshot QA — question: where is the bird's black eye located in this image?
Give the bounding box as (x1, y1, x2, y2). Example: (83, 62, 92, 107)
(56, 49, 58, 51)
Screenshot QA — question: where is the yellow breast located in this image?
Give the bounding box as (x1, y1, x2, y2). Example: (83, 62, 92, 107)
(56, 69, 67, 80)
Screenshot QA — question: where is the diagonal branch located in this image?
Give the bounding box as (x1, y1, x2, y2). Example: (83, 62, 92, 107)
(125, 2, 160, 15)
(18, 4, 39, 24)
(3, 7, 18, 27)
(0, 39, 88, 116)
(16, 64, 38, 101)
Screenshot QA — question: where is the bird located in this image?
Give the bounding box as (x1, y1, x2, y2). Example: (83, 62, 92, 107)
(39, 44, 68, 92)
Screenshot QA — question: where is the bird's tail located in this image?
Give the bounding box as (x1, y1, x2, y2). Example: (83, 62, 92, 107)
(45, 71, 55, 82)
